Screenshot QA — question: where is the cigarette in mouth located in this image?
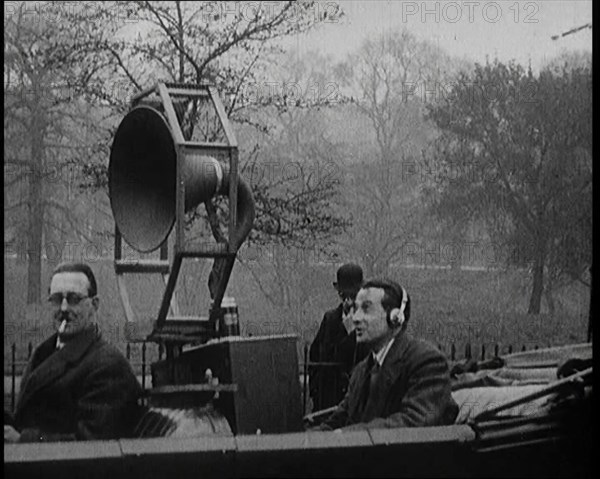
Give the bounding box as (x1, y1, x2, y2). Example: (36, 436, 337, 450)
(59, 319, 67, 334)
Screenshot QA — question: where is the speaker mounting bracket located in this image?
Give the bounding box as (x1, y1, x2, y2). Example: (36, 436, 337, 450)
(110, 82, 254, 357)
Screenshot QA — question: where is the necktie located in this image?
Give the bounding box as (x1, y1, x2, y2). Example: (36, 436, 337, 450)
(360, 356, 380, 412)
(369, 360, 381, 392)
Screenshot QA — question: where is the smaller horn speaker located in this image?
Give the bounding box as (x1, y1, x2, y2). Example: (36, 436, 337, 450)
(109, 106, 226, 253)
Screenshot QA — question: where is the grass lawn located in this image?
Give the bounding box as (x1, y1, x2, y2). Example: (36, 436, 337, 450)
(4, 257, 589, 372)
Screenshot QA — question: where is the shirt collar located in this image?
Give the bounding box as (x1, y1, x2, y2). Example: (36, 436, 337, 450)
(372, 336, 395, 367)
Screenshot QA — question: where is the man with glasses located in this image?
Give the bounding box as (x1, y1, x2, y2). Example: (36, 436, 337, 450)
(4, 262, 143, 443)
(308, 263, 368, 412)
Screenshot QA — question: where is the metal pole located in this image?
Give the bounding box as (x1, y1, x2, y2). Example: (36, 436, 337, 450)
(587, 263, 592, 342)
(303, 343, 309, 415)
(142, 342, 147, 390)
(11, 343, 16, 412)
(474, 367, 592, 421)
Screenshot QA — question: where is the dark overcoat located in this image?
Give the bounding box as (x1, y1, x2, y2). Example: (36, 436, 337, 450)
(13, 325, 143, 442)
(309, 304, 368, 411)
(320, 332, 458, 430)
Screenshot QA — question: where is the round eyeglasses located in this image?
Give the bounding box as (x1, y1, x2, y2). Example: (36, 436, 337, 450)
(47, 292, 90, 307)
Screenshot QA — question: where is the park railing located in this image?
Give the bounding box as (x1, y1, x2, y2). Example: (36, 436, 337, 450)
(4, 340, 553, 415)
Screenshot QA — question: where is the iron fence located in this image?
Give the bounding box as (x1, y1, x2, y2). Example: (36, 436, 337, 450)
(5, 340, 551, 415)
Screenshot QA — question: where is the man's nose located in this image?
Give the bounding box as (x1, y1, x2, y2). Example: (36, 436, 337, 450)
(60, 297, 69, 311)
(352, 309, 363, 323)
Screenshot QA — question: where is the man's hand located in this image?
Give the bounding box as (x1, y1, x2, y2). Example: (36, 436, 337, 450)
(4, 425, 20, 443)
(342, 311, 355, 334)
(342, 298, 355, 334)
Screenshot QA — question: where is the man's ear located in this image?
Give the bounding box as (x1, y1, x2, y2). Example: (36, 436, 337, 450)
(91, 296, 99, 311)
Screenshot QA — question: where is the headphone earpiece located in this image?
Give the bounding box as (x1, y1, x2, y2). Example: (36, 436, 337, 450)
(389, 307, 402, 326)
(388, 286, 408, 328)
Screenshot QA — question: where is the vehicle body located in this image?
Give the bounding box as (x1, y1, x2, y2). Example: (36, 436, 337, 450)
(5, 342, 592, 478)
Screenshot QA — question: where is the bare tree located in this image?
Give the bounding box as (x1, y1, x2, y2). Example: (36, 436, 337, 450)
(59, 0, 347, 244)
(5, 0, 347, 306)
(334, 29, 457, 276)
(4, 4, 104, 303)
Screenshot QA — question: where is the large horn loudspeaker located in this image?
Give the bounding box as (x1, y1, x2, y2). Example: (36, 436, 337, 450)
(109, 105, 253, 254)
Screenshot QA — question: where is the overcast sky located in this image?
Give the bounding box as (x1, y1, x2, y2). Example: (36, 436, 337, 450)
(290, 0, 592, 71)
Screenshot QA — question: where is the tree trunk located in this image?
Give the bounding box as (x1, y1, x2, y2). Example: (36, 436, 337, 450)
(587, 263, 593, 342)
(528, 247, 545, 314)
(26, 113, 45, 305)
(544, 286, 555, 315)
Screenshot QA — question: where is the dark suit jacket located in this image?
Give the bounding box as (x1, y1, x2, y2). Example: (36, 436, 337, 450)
(309, 304, 368, 411)
(12, 325, 143, 442)
(319, 332, 458, 430)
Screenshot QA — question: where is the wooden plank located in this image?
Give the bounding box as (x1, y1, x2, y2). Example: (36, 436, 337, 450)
(146, 333, 214, 343)
(116, 275, 136, 323)
(114, 227, 122, 260)
(161, 273, 181, 317)
(165, 87, 209, 97)
(175, 144, 185, 253)
(178, 244, 232, 257)
(119, 436, 236, 479)
(228, 148, 238, 253)
(115, 260, 170, 274)
(157, 83, 185, 144)
(4, 441, 122, 462)
(164, 81, 210, 90)
(209, 256, 237, 315)
(208, 86, 238, 147)
(149, 384, 238, 394)
(163, 316, 210, 322)
(156, 254, 183, 327)
(130, 83, 158, 105)
(182, 141, 231, 150)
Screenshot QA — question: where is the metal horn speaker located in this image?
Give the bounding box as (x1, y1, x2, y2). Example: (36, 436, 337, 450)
(109, 105, 228, 253)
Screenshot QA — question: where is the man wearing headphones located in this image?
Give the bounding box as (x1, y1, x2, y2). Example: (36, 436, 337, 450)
(316, 279, 458, 431)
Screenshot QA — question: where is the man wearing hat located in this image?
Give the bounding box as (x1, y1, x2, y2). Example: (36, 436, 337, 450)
(308, 263, 368, 412)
